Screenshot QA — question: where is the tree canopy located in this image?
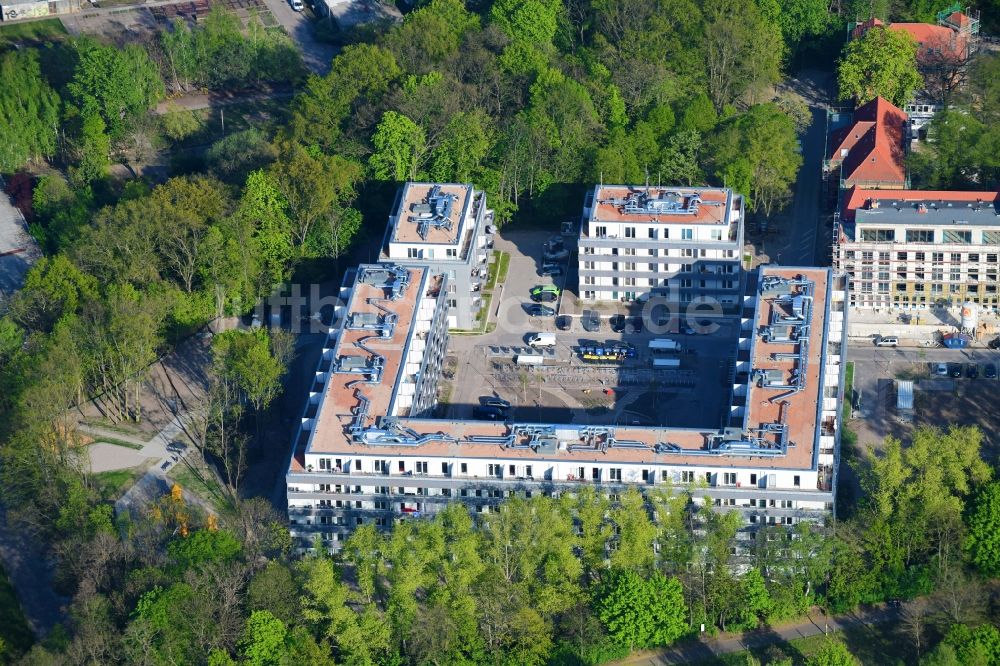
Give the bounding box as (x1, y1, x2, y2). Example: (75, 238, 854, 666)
(838, 26, 923, 107)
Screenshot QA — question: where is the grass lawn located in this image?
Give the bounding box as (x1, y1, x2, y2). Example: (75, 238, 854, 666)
(168, 459, 231, 514)
(0, 564, 34, 659)
(90, 436, 143, 451)
(92, 467, 145, 501)
(0, 19, 67, 47)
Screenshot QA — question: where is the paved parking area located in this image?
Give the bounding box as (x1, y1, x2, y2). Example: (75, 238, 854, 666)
(444, 227, 741, 427)
(846, 344, 1000, 458)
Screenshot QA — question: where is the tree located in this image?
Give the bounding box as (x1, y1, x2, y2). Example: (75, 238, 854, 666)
(72, 110, 111, 185)
(151, 175, 231, 293)
(710, 104, 801, 217)
(0, 50, 61, 172)
(240, 610, 287, 666)
(593, 569, 687, 649)
(270, 144, 363, 252)
(609, 488, 657, 574)
(703, 0, 783, 109)
(735, 568, 772, 629)
(236, 170, 295, 293)
(205, 129, 278, 185)
(806, 638, 859, 666)
(68, 39, 164, 142)
(838, 26, 922, 107)
(369, 111, 427, 181)
(6, 255, 98, 334)
(965, 481, 1000, 576)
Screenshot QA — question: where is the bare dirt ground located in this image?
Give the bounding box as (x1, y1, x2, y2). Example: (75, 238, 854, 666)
(850, 378, 1000, 462)
(75, 332, 212, 436)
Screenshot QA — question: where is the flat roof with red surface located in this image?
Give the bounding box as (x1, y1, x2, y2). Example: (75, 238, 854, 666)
(391, 183, 472, 245)
(589, 185, 736, 226)
(307, 266, 429, 454)
(299, 262, 833, 472)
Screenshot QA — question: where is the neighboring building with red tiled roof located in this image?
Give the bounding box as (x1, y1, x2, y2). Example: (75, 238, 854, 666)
(825, 97, 908, 189)
(851, 7, 979, 66)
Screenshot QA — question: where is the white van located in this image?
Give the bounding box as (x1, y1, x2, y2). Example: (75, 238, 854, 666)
(875, 335, 899, 347)
(528, 333, 556, 348)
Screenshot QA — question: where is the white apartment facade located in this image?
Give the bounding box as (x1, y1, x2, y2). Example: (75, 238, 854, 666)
(381, 182, 494, 329)
(835, 188, 1000, 311)
(286, 263, 849, 555)
(578, 185, 745, 307)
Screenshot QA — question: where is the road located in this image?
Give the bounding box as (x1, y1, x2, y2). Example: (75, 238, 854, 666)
(612, 606, 896, 665)
(758, 69, 835, 268)
(155, 89, 293, 115)
(256, 0, 336, 75)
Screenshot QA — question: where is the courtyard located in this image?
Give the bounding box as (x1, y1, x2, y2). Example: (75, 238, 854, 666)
(440, 228, 742, 428)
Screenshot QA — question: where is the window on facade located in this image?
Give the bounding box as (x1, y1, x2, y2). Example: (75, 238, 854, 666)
(906, 230, 934, 243)
(682, 228, 694, 240)
(648, 228, 658, 239)
(793, 475, 801, 487)
(609, 468, 622, 481)
(984, 232, 1000, 244)
(595, 226, 607, 237)
(860, 229, 894, 242)
(723, 472, 737, 485)
(415, 461, 428, 474)
(407, 248, 420, 258)
(970, 253, 980, 262)
(943, 230, 972, 244)
(710, 229, 723, 241)
(460, 463, 467, 474)
(897, 252, 907, 261)
(625, 227, 636, 238)
(446, 249, 457, 258)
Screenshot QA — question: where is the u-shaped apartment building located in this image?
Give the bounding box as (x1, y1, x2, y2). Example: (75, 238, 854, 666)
(285, 183, 850, 555)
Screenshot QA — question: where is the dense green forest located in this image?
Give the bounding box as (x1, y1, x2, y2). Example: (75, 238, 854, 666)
(1, 0, 1000, 663)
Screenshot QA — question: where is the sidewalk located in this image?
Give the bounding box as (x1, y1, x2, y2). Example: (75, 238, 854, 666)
(612, 606, 894, 665)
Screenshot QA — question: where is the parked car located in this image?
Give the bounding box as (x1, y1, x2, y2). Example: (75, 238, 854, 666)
(935, 363, 949, 376)
(290, 0, 304, 10)
(627, 317, 644, 333)
(544, 237, 564, 253)
(473, 406, 507, 421)
(949, 363, 963, 378)
(539, 265, 563, 277)
(874, 335, 898, 347)
(984, 363, 997, 379)
(556, 315, 572, 330)
(480, 396, 511, 410)
(529, 284, 561, 301)
(530, 290, 558, 303)
(582, 310, 601, 332)
(526, 304, 556, 317)
(543, 249, 570, 262)
(990, 337, 1000, 350)
(610, 315, 626, 333)
(967, 363, 979, 379)
(528, 332, 557, 348)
